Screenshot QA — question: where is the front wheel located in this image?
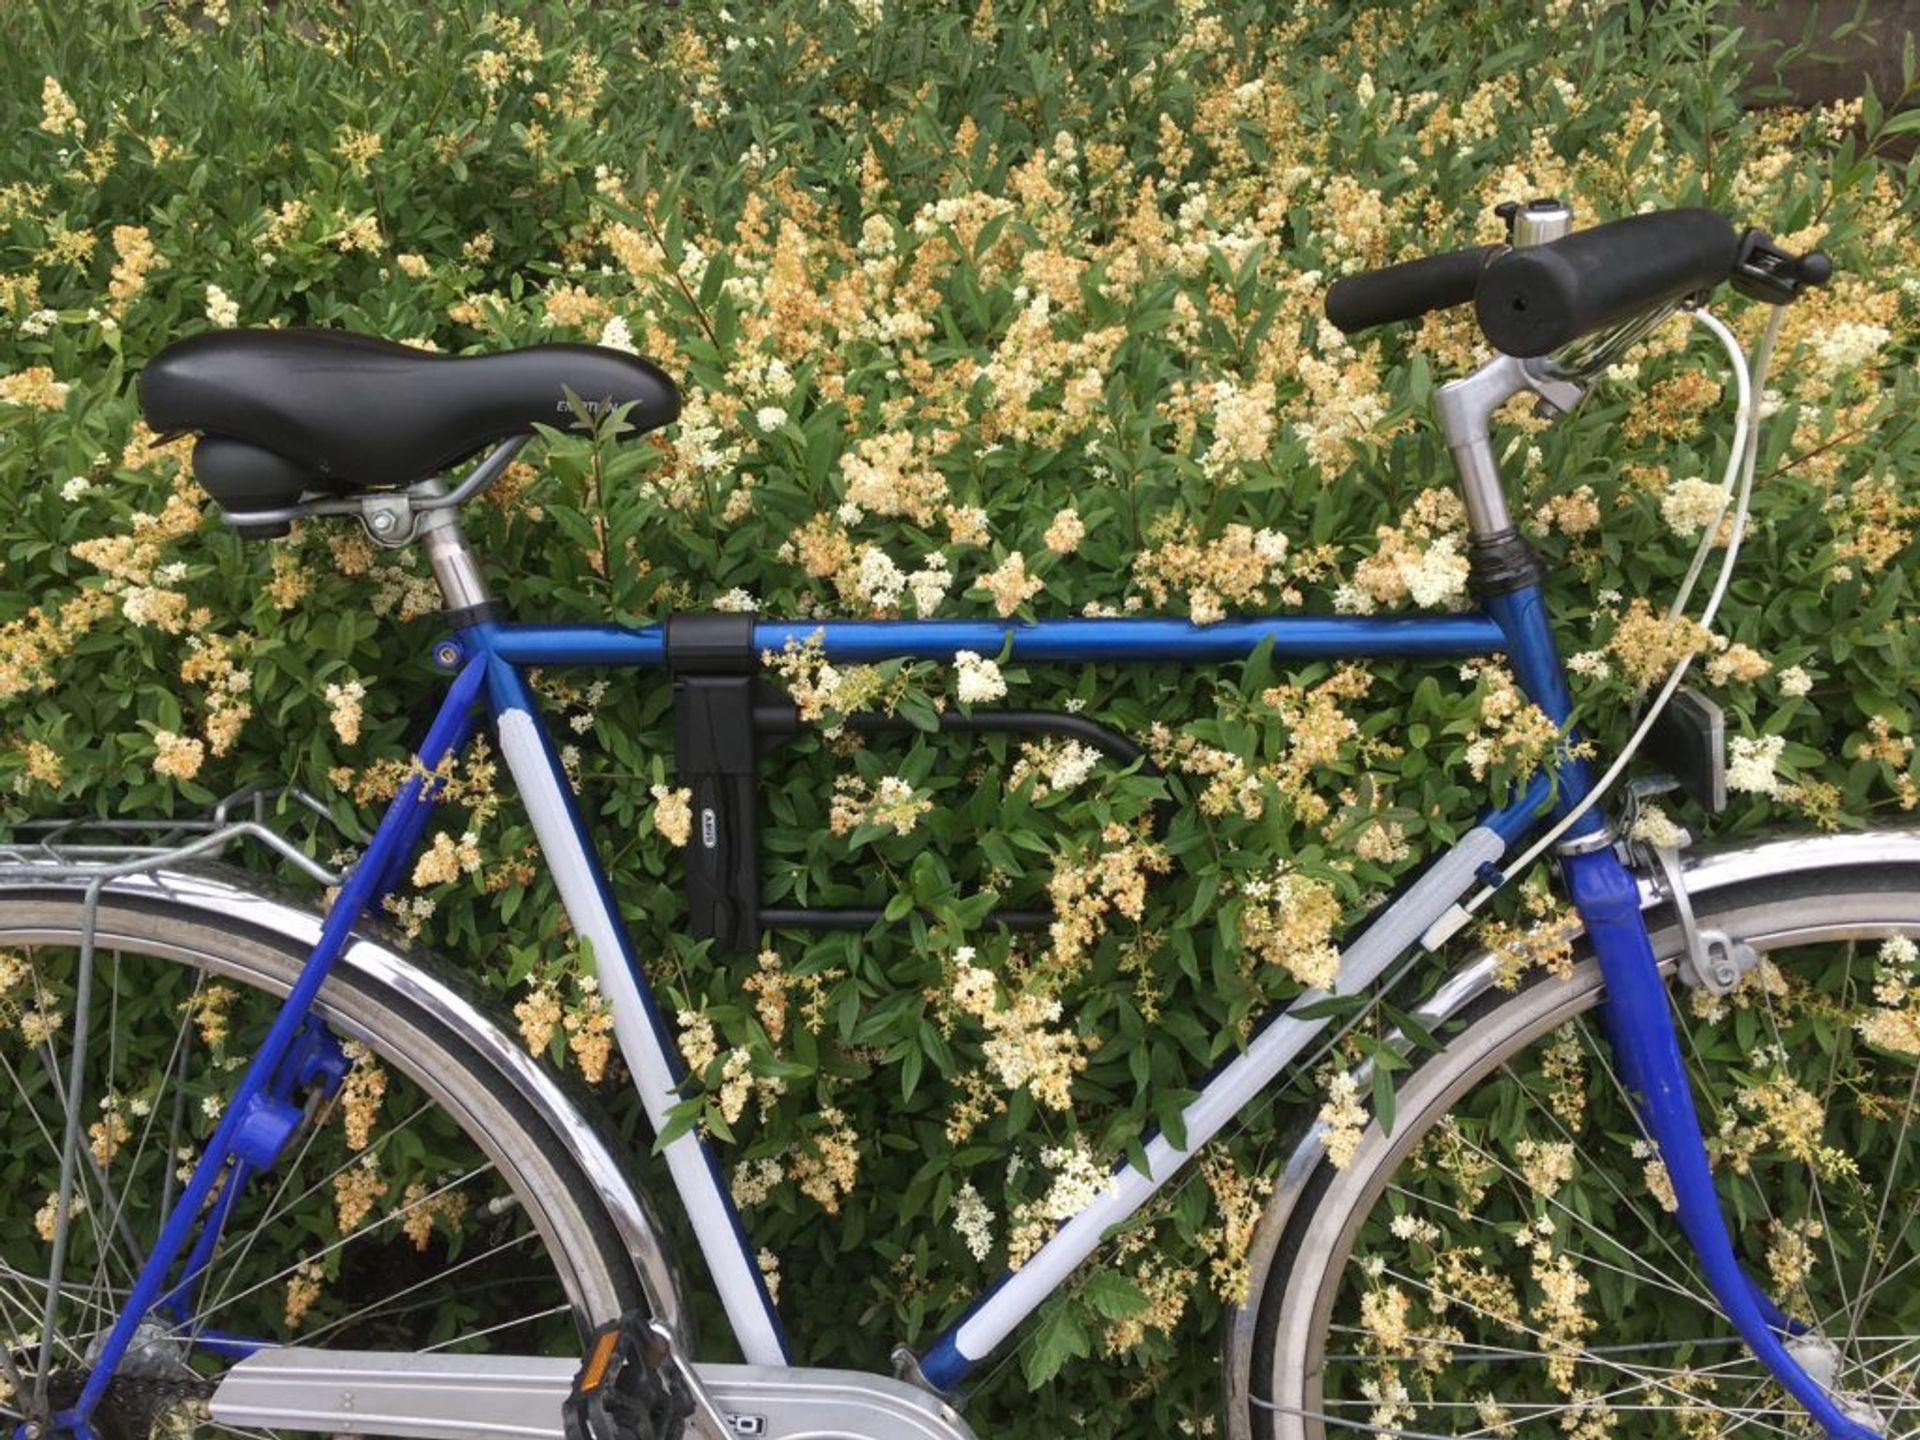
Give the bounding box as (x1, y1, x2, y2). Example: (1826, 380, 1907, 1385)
(1249, 861, 1920, 1438)
(0, 884, 644, 1440)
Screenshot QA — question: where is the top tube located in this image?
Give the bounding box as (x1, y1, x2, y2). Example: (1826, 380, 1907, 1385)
(479, 613, 1508, 668)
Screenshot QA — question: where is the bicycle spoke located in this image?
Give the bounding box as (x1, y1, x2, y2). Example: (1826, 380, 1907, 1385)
(420, 1303, 572, 1353)
(1842, 1057, 1920, 1350)
(1383, 1180, 1711, 1312)
(1443, 1108, 1723, 1312)
(1755, 970, 1856, 1328)
(1280, 922, 1920, 1438)
(0, 1265, 92, 1371)
(294, 1229, 538, 1347)
(36, 916, 100, 1403)
(1563, 1015, 1727, 1300)
(1348, 1264, 1802, 1435)
(89, 962, 204, 1277)
(193, 1097, 438, 1332)
(0, 891, 617, 1440)
(180, 1164, 493, 1329)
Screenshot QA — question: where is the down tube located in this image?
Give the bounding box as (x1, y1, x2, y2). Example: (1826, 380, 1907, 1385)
(481, 650, 789, 1366)
(916, 782, 1548, 1393)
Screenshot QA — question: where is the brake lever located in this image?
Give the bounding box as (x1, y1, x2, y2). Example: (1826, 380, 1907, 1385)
(1730, 227, 1833, 304)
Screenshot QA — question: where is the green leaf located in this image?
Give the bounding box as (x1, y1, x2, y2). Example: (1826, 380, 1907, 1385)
(1081, 1270, 1149, 1320)
(1879, 107, 1920, 138)
(1152, 1089, 1195, 1152)
(1372, 1061, 1397, 1138)
(1022, 1304, 1089, 1390)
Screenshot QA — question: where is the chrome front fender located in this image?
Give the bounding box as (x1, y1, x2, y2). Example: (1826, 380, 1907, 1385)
(0, 861, 692, 1349)
(1220, 825, 1920, 1439)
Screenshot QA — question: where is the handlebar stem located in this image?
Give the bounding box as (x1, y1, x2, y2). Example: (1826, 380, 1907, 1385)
(1434, 353, 1586, 537)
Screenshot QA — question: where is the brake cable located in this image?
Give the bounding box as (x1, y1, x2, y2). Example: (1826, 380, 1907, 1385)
(1422, 302, 1788, 949)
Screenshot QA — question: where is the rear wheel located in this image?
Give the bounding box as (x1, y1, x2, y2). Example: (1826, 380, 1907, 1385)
(1249, 864, 1920, 1438)
(0, 888, 642, 1439)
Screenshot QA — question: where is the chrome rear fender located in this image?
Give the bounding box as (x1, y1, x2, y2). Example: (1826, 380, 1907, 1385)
(0, 860, 691, 1348)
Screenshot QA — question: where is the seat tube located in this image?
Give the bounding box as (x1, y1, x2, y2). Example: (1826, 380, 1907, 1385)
(418, 507, 496, 619)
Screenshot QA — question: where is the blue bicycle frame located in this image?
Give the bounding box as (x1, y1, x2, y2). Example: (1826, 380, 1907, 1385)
(54, 579, 1877, 1440)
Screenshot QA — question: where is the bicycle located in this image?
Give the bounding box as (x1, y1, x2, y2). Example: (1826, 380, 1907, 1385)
(0, 197, 1908, 1440)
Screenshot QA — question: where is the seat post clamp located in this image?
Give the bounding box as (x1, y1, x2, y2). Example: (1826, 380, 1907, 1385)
(360, 494, 418, 547)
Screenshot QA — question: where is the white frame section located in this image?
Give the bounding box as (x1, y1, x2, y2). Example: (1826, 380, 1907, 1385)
(496, 660, 1503, 1381)
(943, 825, 1505, 1368)
(493, 702, 788, 1366)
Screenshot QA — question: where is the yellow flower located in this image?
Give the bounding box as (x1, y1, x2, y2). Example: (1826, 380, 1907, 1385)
(333, 126, 383, 177)
(977, 550, 1044, 617)
(151, 730, 205, 782)
(649, 784, 693, 846)
(108, 225, 159, 314)
(0, 367, 69, 410)
(39, 76, 83, 138)
(1043, 507, 1086, 555)
(325, 680, 366, 745)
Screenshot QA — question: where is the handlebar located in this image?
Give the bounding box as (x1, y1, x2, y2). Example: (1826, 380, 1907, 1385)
(1474, 208, 1737, 356)
(1324, 206, 1830, 357)
(1323, 245, 1501, 335)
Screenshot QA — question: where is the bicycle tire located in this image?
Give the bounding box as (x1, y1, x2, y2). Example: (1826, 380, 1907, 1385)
(1247, 860, 1920, 1438)
(0, 884, 645, 1438)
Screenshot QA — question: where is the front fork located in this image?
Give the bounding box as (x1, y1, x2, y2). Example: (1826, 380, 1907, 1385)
(1563, 847, 1877, 1439)
(1484, 578, 1878, 1438)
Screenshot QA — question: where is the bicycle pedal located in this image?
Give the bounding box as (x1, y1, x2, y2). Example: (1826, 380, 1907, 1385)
(563, 1314, 693, 1440)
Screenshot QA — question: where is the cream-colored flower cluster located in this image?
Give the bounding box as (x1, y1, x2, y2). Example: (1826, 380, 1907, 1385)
(1045, 822, 1171, 977)
(1005, 1137, 1117, 1268)
(787, 1105, 860, 1214)
(949, 951, 1089, 1112)
(1317, 1068, 1367, 1170)
(828, 773, 932, 838)
(1007, 738, 1103, 799)
(1478, 881, 1580, 990)
(1858, 935, 1920, 1056)
(1134, 521, 1296, 625)
(410, 829, 483, 887)
(1344, 489, 1470, 613)
(1459, 664, 1563, 785)
(1197, 1156, 1274, 1304)
(0, 366, 69, 410)
(648, 784, 693, 847)
(1235, 863, 1342, 989)
(762, 632, 901, 725)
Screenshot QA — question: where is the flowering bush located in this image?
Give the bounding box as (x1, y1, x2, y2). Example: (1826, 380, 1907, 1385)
(1, 0, 1917, 1432)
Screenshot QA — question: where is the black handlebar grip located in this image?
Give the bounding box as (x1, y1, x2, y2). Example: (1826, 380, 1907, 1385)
(1474, 208, 1739, 357)
(1324, 245, 1502, 335)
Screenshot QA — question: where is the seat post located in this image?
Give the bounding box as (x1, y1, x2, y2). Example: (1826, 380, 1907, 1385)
(416, 505, 496, 619)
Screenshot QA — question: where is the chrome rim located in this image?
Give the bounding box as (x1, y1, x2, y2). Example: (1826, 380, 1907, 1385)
(0, 901, 620, 1437)
(1258, 886, 1920, 1438)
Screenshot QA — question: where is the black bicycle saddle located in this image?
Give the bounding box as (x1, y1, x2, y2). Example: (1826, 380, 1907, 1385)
(140, 328, 679, 522)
